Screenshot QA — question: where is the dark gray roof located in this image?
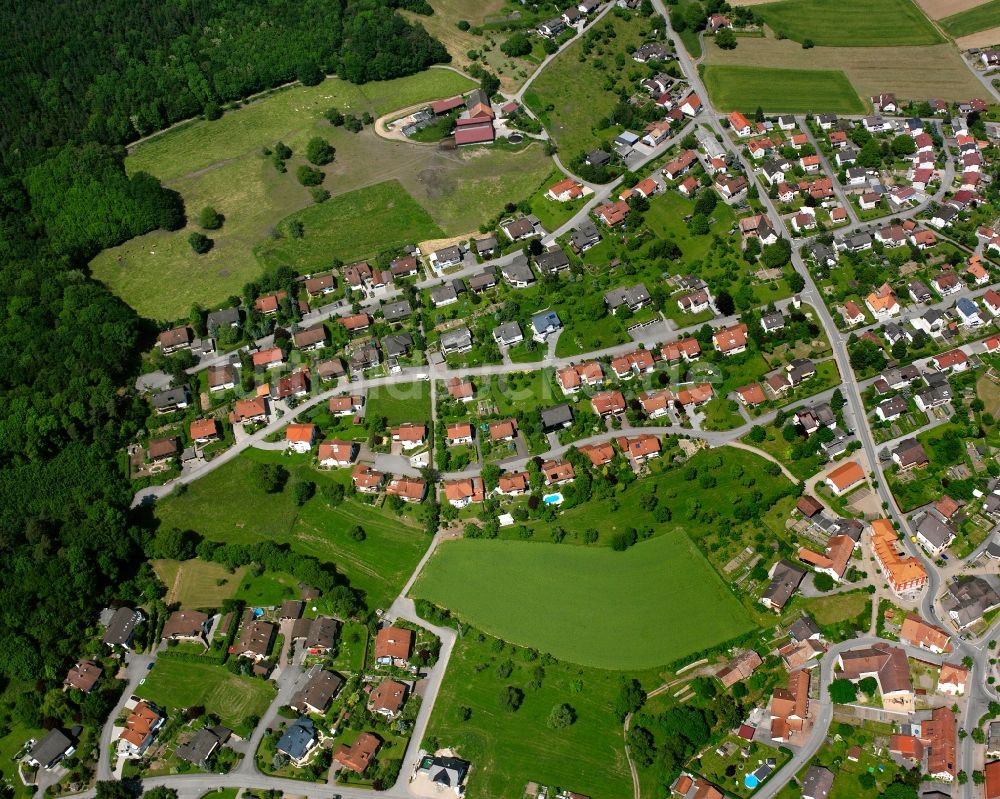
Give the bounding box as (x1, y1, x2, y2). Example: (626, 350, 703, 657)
(430, 284, 459, 305)
(175, 726, 230, 766)
(493, 322, 523, 344)
(536, 247, 570, 275)
(761, 560, 806, 609)
(540, 404, 574, 430)
(944, 576, 1000, 627)
(291, 669, 342, 713)
(152, 386, 190, 409)
(788, 615, 821, 641)
(802, 765, 834, 799)
(382, 334, 413, 358)
(571, 220, 601, 250)
(382, 300, 412, 322)
(277, 718, 315, 760)
(102, 607, 142, 647)
(206, 307, 240, 329)
(29, 729, 73, 768)
(440, 326, 473, 353)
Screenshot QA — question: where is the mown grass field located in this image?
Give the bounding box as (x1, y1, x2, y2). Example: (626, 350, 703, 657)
(704, 35, 983, 104)
(152, 558, 245, 607)
(366, 381, 432, 426)
(754, 0, 944, 46)
(702, 65, 865, 113)
(424, 631, 637, 799)
(255, 180, 444, 273)
(154, 449, 428, 610)
(941, 0, 1000, 35)
(413, 534, 757, 669)
(136, 658, 275, 734)
(90, 68, 551, 320)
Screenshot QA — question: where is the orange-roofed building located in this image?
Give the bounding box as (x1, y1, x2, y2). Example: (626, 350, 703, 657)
(824, 461, 865, 496)
(591, 390, 626, 417)
(190, 418, 220, 443)
(713, 323, 748, 356)
(352, 464, 384, 493)
(542, 459, 575, 485)
(385, 476, 426, 503)
(579, 442, 615, 467)
(447, 378, 475, 401)
(318, 439, 356, 468)
(938, 662, 969, 696)
(736, 383, 767, 407)
(445, 423, 474, 445)
(546, 178, 584, 202)
(661, 338, 701, 363)
(334, 732, 381, 773)
(442, 477, 484, 508)
(900, 614, 951, 654)
(865, 283, 899, 318)
(230, 397, 267, 424)
(285, 423, 317, 453)
(497, 471, 529, 496)
(252, 347, 285, 369)
(985, 760, 1000, 799)
(392, 423, 427, 449)
(870, 519, 927, 595)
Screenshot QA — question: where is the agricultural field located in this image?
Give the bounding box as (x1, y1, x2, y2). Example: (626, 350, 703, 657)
(524, 11, 654, 159)
(940, 0, 1000, 36)
(254, 180, 444, 274)
(701, 65, 866, 114)
(89, 68, 552, 320)
(913, 0, 989, 18)
(753, 0, 944, 46)
(413, 533, 758, 669)
(154, 449, 428, 610)
(135, 658, 275, 735)
(152, 559, 246, 607)
(704, 35, 983, 105)
(423, 630, 636, 799)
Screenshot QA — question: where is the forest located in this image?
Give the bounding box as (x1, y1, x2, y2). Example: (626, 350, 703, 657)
(0, 0, 447, 164)
(0, 0, 448, 683)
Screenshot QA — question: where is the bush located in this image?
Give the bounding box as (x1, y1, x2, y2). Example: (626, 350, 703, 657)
(198, 206, 223, 230)
(501, 33, 533, 57)
(292, 481, 316, 506)
(306, 137, 335, 166)
(188, 232, 212, 254)
(457, 20, 471, 30)
(547, 703, 576, 729)
(296, 165, 324, 186)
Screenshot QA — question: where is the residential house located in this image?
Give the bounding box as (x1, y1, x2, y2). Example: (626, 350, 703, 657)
(493, 321, 524, 347)
(540, 404, 574, 433)
(943, 576, 1000, 629)
(277, 718, 316, 767)
(900, 615, 951, 654)
(27, 730, 74, 770)
(352, 464, 384, 493)
(161, 610, 210, 645)
(892, 438, 929, 471)
(235, 618, 275, 661)
(118, 702, 164, 759)
(103, 607, 144, 650)
(392, 423, 427, 450)
(531, 310, 562, 342)
(318, 440, 357, 468)
(541, 459, 575, 486)
(865, 284, 900, 318)
(157, 325, 192, 354)
(443, 477, 485, 508)
(760, 559, 807, 612)
(368, 679, 408, 720)
(285, 423, 317, 453)
(716, 650, 763, 689)
(291, 670, 343, 715)
(375, 626, 413, 665)
(64, 660, 102, 693)
(713, 323, 748, 356)
(335, 732, 381, 774)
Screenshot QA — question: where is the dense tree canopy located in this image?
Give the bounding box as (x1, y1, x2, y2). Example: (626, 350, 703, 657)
(0, 0, 452, 685)
(0, 0, 449, 165)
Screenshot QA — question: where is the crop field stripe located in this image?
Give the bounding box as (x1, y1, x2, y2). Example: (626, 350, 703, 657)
(702, 65, 866, 114)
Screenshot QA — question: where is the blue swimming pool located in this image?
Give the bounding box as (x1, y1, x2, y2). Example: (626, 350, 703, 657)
(542, 492, 564, 505)
(744, 774, 759, 790)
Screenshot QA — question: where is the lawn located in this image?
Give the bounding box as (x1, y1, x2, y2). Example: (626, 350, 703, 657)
(413, 533, 758, 669)
(366, 380, 432, 426)
(90, 67, 552, 321)
(754, 0, 944, 46)
(797, 590, 870, 627)
(423, 628, 637, 799)
(702, 65, 865, 114)
(234, 571, 302, 607)
(135, 658, 275, 735)
(940, 0, 1000, 36)
(254, 180, 444, 274)
(154, 449, 428, 610)
(152, 558, 245, 608)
